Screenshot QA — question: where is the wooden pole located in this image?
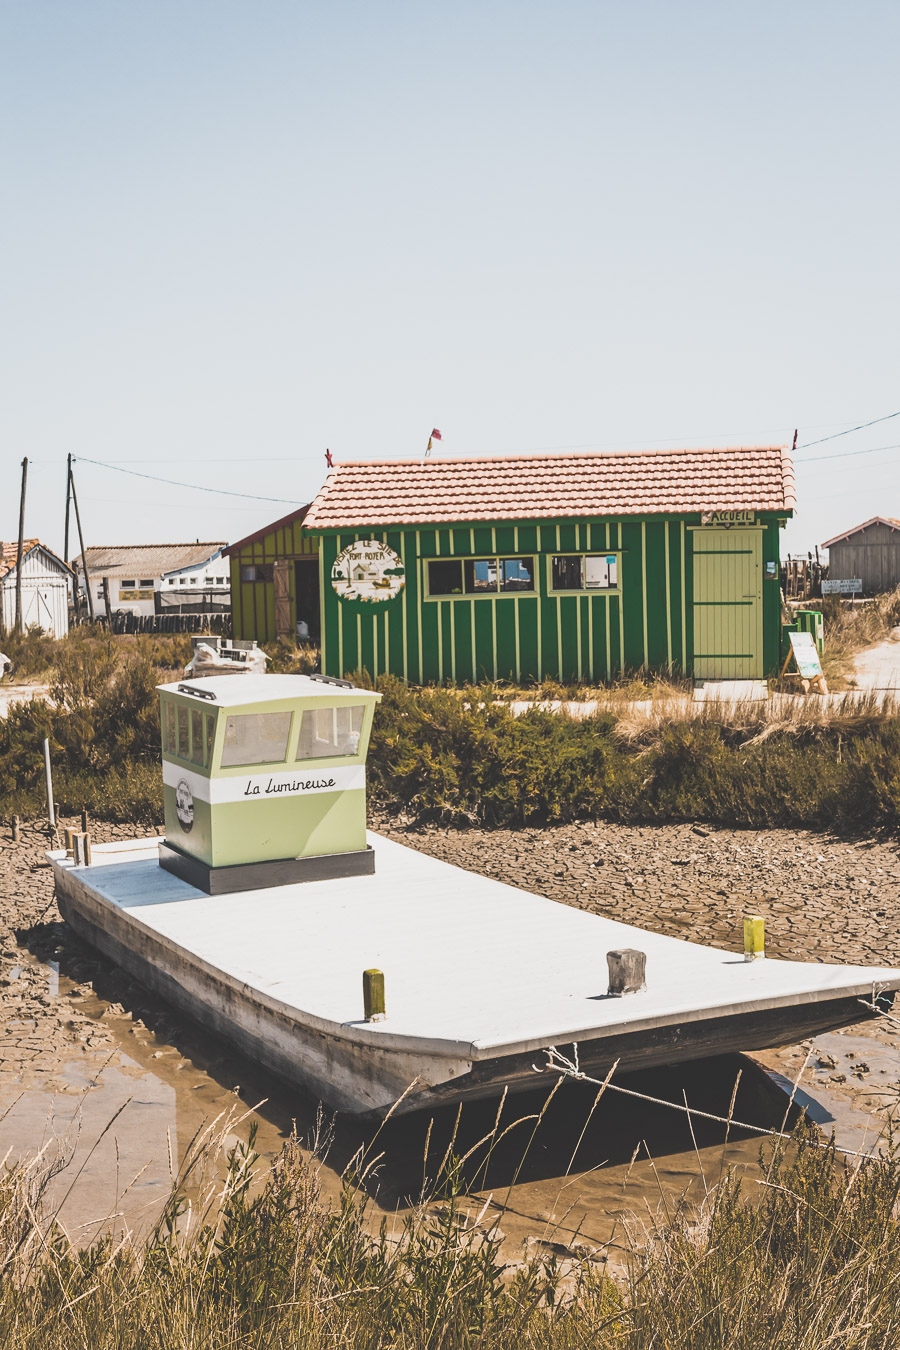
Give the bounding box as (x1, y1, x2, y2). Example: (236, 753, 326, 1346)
(42, 736, 56, 834)
(63, 454, 71, 564)
(102, 575, 113, 627)
(69, 462, 95, 622)
(14, 457, 28, 633)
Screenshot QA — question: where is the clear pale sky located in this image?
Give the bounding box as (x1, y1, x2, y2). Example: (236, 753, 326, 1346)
(2, 1, 897, 559)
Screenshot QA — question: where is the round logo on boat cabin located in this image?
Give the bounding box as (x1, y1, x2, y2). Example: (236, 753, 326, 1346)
(331, 540, 405, 606)
(175, 778, 194, 832)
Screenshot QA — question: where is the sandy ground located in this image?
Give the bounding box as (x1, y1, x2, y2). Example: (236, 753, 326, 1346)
(852, 626, 900, 691)
(0, 682, 51, 718)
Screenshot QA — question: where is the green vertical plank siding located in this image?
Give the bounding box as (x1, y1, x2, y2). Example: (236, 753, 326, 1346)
(314, 512, 787, 684)
(643, 521, 668, 669)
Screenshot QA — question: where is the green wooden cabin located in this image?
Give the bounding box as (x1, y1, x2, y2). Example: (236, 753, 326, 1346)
(225, 507, 319, 646)
(300, 447, 796, 685)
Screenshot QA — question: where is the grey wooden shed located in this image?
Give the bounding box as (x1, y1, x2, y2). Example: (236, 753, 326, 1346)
(822, 517, 900, 595)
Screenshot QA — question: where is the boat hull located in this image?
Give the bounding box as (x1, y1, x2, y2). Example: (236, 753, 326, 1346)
(55, 878, 893, 1120)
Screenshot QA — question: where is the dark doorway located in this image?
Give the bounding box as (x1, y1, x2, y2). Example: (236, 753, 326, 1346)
(294, 559, 320, 643)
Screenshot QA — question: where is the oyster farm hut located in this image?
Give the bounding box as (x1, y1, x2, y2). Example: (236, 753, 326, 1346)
(238, 446, 796, 684)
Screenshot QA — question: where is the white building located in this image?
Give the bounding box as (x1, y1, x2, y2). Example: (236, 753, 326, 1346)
(74, 543, 227, 618)
(0, 539, 71, 637)
(159, 549, 230, 613)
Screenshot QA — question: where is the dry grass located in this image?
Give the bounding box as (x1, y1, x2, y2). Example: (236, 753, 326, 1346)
(610, 687, 899, 748)
(4, 1097, 900, 1347)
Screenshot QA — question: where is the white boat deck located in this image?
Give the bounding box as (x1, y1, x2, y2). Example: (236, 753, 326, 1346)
(51, 833, 900, 1061)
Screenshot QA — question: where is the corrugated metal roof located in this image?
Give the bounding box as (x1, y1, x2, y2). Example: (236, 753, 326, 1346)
(74, 543, 227, 577)
(821, 517, 900, 549)
(303, 447, 796, 530)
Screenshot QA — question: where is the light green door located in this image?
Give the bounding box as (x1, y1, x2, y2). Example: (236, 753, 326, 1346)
(692, 529, 763, 678)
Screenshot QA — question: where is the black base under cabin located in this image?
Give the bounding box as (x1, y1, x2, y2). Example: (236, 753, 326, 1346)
(158, 841, 375, 895)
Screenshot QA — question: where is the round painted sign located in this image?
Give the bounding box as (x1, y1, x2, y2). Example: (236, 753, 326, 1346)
(331, 540, 405, 605)
(175, 778, 194, 833)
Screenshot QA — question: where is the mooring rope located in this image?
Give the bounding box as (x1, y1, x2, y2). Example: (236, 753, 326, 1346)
(534, 1041, 889, 1161)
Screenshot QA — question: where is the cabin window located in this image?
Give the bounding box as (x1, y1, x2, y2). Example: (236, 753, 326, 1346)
(190, 576, 198, 584)
(464, 559, 497, 593)
(177, 706, 189, 759)
(241, 563, 274, 583)
(427, 560, 463, 595)
(191, 709, 204, 765)
(549, 554, 619, 592)
(121, 579, 135, 588)
(426, 556, 536, 598)
(221, 711, 292, 767)
(296, 705, 365, 760)
(205, 713, 215, 766)
(179, 578, 187, 585)
(140, 578, 153, 587)
(164, 701, 176, 754)
(499, 557, 534, 592)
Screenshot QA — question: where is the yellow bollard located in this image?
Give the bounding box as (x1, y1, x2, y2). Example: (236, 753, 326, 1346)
(744, 914, 765, 961)
(363, 968, 386, 1022)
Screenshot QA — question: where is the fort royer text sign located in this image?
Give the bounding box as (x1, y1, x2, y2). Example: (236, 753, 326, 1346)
(331, 540, 405, 605)
(163, 761, 365, 805)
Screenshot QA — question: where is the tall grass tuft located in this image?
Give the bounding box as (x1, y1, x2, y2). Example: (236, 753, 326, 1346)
(3, 1113, 900, 1346)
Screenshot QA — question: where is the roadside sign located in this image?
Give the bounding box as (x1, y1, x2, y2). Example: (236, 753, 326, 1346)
(821, 579, 862, 595)
(788, 631, 824, 680)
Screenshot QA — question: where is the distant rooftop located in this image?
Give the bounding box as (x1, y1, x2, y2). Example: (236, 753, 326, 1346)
(0, 539, 70, 581)
(821, 516, 900, 549)
(75, 543, 227, 576)
(303, 447, 796, 530)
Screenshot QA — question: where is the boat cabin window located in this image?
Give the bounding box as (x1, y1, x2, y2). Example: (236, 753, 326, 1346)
(221, 711, 292, 767)
(177, 706, 189, 759)
(164, 702, 176, 754)
(190, 709, 204, 765)
(205, 714, 214, 766)
(296, 705, 365, 760)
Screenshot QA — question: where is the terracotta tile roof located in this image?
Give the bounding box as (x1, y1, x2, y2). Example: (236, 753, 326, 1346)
(304, 447, 796, 530)
(821, 516, 900, 549)
(0, 539, 71, 581)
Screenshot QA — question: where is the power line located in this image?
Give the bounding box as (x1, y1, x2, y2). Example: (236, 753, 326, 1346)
(74, 456, 304, 504)
(799, 440, 900, 464)
(796, 410, 900, 450)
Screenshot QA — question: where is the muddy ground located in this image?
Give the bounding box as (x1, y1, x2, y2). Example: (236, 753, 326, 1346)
(2, 813, 900, 1252)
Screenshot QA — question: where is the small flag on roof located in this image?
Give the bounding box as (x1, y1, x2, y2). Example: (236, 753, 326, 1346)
(424, 428, 442, 458)
(325, 448, 334, 468)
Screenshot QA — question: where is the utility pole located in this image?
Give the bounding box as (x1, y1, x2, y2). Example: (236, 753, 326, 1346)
(14, 457, 28, 633)
(69, 461, 95, 622)
(64, 453, 74, 618)
(63, 454, 71, 564)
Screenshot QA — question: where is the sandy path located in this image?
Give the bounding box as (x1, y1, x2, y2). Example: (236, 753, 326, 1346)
(852, 627, 900, 691)
(0, 682, 50, 718)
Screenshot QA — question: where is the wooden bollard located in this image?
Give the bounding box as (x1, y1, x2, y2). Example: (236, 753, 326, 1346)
(64, 827, 76, 857)
(81, 808, 89, 835)
(744, 915, 765, 961)
(72, 832, 92, 867)
(363, 968, 386, 1022)
(11, 815, 20, 843)
(607, 949, 646, 997)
